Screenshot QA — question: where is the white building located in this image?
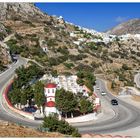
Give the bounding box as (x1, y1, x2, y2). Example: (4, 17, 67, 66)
(46, 75, 89, 97)
(42, 46, 48, 53)
(44, 83, 59, 116)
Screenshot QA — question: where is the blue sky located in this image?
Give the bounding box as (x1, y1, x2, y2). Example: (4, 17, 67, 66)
(35, 3, 140, 32)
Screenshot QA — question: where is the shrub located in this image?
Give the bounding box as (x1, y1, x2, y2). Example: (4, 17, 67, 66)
(44, 27, 49, 32)
(5, 26, 12, 34)
(42, 115, 81, 137)
(91, 61, 100, 68)
(137, 52, 140, 57)
(47, 39, 58, 47)
(51, 70, 58, 77)
(49, 55, 68, 66)
(76, 78, 84, 86)
(75, 63, 93, 72)
(0, 32, 5, 40)
(15, 33, 23, 40)
(69, 54, 87, 61)
(22, 20, 35, 27)
(64, 62, 74, 69)
(111, 80, 116, 89)
(48, 58, 58, 66)
(57, 46, 69, 55)
(110, 52, 119, 58)
(122, 64, 131, 70)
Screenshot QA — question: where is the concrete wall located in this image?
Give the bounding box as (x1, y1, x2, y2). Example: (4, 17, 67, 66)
(65, 113, 97, 123)
(3, 80, 34, 120)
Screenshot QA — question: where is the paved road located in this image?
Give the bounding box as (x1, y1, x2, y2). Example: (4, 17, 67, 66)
(1, 60, 140, 135)
(134, 73, 140, 88)
(0, 57, 41, 128)
(76, 79, 140, 134)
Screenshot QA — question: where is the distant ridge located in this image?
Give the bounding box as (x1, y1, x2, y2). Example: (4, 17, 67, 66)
(107, 18, 140, 35)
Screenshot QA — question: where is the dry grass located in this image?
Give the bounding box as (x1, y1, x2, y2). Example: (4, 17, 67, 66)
(106, 80, 119, 96)
(0, 121, 65, 137)
(132, 94, 140, 102)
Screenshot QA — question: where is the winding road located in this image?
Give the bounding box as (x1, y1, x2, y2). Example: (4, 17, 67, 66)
(134, 73, 140, 88)
(0, 58, 140, 136)
(76, 79, 140, 134)
(0, 57, 41, 127)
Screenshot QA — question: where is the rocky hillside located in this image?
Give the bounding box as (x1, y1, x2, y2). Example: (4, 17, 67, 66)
(0, 23, 12, 71)
(0, 3, 140, 92)
(0, 3, 47, 21)
(107, 18, 140, 35)
(0, 3, 75, 71)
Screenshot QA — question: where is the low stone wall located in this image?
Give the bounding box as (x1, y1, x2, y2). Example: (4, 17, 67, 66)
(3, 80, 34, 120)
(65, 113, 97, 123)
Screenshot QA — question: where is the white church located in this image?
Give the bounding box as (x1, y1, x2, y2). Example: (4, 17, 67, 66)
(44, 83, 60, 116)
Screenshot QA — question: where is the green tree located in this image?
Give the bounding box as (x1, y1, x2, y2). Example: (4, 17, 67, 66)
(79, 99, 93, 115)
(24, 85, 34, 107)
(8, 88, 21, 108)
(51, 70, 58, 77)
(122, 64, 131, 71)
(111, 80, 116, 89)
(34, 81, 46, 114)
(77, 71, 84, 79)
(55, 88, 78, 118)
(42, 115, 59, 132)
(20, 91, 27, 107)
(72, 129, 81, 137)
(76, 78, 84, 86)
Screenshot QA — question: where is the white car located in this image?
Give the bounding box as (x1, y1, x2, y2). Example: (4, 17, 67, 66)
(101, 92, 106, 96)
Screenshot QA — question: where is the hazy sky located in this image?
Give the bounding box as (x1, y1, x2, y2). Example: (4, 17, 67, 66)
(35, 3, 140, 32)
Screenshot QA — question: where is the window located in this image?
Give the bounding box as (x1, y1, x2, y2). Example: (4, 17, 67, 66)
(48, 89, 50, 93)
(52, 89, 54, 93)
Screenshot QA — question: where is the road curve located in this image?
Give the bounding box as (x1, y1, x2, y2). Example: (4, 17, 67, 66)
(1, 59, 140, 135)
(76, 79, 140, 134)
(0, 57, 41, 128)
(134, 73, 140, 88)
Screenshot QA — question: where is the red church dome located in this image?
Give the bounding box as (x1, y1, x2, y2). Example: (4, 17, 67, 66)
(44, 83, 57, 88)
(45, 101, 55, 107)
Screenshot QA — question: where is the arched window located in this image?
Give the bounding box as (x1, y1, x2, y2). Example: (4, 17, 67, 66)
(52, 89, 54, 93)
(48, 89, 50, 93)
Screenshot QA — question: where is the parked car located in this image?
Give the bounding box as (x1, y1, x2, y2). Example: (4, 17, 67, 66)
(101, 92, 106, 96)
(22, 106, 37, 113)
(111, 99, 118, 105)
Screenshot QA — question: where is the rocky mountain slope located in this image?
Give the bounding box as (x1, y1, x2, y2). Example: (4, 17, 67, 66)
(0, 3, 140, 92)
(0, 23, 12, 71)
(0, 3, 75, 71)
(0, 3, 47, 21)
(107, 18, 140, 35)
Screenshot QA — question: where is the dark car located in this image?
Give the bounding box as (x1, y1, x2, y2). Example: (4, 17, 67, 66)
(22, 106, 37, 113)
(111, 99, 118, 105)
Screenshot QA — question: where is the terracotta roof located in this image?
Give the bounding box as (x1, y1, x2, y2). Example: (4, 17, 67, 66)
(45, 101, 55, 107)
(44, 83, 57, 88)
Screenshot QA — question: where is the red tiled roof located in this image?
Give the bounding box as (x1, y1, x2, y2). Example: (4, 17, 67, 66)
(44, 83, 57, 88)
(45, 101, 55, 107)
